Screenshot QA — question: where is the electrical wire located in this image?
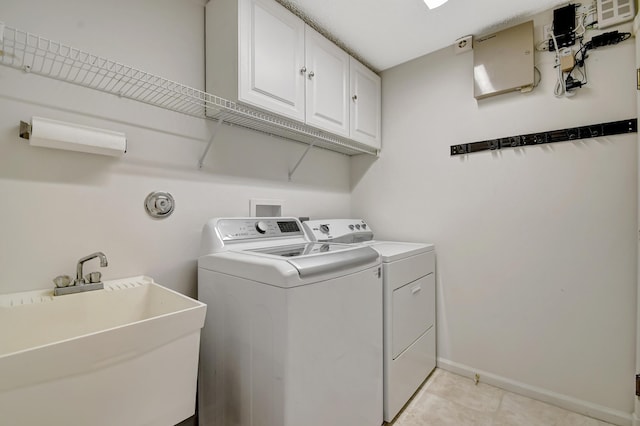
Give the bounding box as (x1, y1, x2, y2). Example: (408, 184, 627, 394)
(541, 3, 630, 98)
(573, 63, 587, 85)
(573, 40, 590, 67)
(536, 39, 550, 52)
(575, 4, 597, 36)
(562, 30, 632, 93)
(549, 29, 566, 97)
(585, 20, 598, 29)
(562, 40, 587, 92)
(533, 66, 542, 88)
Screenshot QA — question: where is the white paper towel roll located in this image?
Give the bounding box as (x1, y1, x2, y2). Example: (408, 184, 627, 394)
(29, 116, 126, 157)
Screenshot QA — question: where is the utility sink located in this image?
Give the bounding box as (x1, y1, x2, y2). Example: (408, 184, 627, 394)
(0, 275, 206, 426)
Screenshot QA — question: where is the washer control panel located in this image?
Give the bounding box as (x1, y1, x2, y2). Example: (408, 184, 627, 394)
(218, 218, 303, 241)
(303, 219, 374, 243)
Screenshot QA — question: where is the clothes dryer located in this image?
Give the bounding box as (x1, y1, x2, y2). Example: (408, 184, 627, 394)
(303, 219, 436, 422)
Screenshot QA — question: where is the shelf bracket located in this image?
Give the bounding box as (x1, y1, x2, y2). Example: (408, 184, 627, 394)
(288, 140, 316, 181)
(198, 114, 225, 169)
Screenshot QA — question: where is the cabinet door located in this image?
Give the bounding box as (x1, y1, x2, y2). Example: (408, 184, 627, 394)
(238, 0, 305, 121)
(304, 27, 349, 136)
(350, 58, 381, 149)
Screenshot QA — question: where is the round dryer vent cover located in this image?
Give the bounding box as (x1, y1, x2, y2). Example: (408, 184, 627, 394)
(144, 191, 175, 219)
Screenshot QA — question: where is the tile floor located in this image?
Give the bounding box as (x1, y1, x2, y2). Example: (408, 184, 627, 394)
(391, 369, 615, 426)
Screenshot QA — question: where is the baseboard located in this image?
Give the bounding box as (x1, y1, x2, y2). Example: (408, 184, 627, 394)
(437, 357, 632, 426)
(633, 399, 640, 426)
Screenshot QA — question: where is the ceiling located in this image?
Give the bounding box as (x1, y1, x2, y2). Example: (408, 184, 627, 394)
(278, 0, 566, 71)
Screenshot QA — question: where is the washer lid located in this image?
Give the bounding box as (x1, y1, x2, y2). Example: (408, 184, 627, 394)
(364, 241, 434, 263)
(248, 242, 353, 257)
(199, 244, 380, 286)
(250, 243, 379, 278)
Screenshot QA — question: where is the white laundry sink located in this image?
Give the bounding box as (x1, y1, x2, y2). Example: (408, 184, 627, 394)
(0, 275, 206, 426)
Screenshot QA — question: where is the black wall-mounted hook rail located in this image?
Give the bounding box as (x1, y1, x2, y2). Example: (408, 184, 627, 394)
(450, 118, 637, 156)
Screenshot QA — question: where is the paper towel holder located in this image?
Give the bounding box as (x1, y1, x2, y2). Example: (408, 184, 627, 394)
(18, 117, 127, 157)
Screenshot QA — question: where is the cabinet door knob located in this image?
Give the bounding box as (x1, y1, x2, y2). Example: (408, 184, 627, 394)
(352, 94, 358, 101)
(300, 66, 307, 74)
(308, 71, 315, 79)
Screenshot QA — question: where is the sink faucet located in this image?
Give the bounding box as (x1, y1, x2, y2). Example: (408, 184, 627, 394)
(75, 252, 108, 285)
(54, 251, 109, 296)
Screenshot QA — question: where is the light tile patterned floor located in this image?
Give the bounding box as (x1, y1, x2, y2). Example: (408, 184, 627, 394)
(390, 369, 615, 426)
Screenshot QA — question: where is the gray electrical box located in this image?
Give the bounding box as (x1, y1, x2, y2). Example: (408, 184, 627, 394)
(473, 21, 534, 100)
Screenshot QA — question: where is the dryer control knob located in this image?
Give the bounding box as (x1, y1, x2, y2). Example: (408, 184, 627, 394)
(319, 224, 330, 234)
(255, 221, 268, 234)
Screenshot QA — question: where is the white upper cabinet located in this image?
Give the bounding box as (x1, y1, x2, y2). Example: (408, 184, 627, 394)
(238, 0, 305, 120)
(206, 0, 381, 150)
(304, 27, 350, 137)
(350, 58, 382, 149)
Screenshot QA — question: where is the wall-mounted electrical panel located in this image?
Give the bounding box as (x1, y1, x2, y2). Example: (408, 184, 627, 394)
(473, 21, 534, 100)
(596, 0, 635, 29)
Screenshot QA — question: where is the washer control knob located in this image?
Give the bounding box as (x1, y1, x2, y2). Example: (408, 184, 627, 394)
(355, 224, 361, 230)
(255, 221, 268, 234)
(348, 224, 355, 230)
(319, 224, 330, 234)
(362, 223, 367, 229)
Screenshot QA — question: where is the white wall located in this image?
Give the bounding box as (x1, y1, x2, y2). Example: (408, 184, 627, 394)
(0, 0, 352, 297)
(352, 10, 637, 424)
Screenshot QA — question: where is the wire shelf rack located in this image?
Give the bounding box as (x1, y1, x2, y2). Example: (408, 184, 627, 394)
(0, 22, 379, 157)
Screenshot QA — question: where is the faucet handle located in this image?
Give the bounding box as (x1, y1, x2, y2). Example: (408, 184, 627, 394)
(85, 271, 102, 284)
(53, 275, 72, 288)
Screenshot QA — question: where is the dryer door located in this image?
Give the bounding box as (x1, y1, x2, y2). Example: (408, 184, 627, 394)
(392, 274, 436, 359)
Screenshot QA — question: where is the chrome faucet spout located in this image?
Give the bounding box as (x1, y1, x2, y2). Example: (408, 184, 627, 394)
(75, 252, 108, 284)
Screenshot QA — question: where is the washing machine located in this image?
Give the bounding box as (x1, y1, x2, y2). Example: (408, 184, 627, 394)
(303, 219, 436, 422)
(197, 217, 383, 426)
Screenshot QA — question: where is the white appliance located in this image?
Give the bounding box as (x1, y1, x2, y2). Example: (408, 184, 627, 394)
(303, 219, 436, 422)
(197, 217, 383, 426)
